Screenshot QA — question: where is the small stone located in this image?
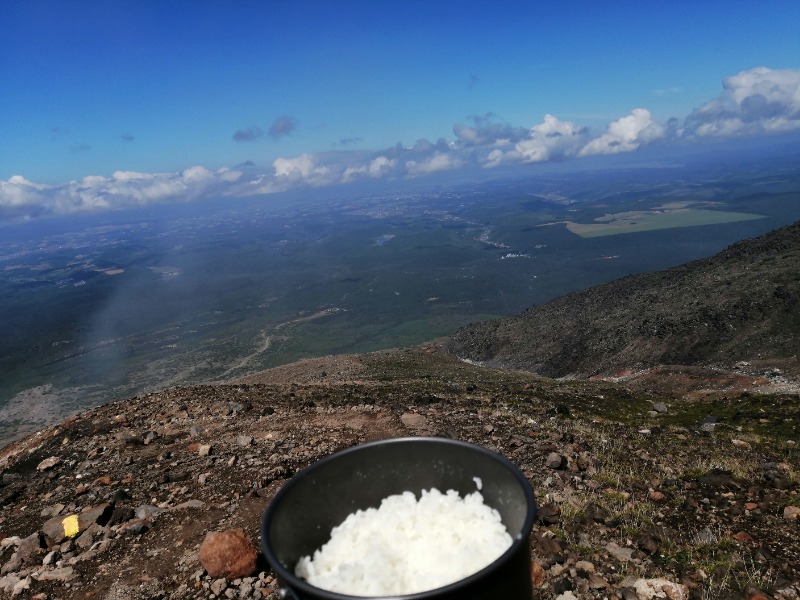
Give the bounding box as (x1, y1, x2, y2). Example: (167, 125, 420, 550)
(745, 502, 759, 510)
(483, 424, 495, 434)
(637, 535, 659, 555)
(198, 444, 213, 456)
(199, 529, 257, 579)
(545, 452, 564, 469)
(633, 578, 688, 600)
(732, 439, 751, 449)
(35, 566, 75, 582)
(575, 560, 595, 573)
(36, 457, 62, 472)
(12, 576, 30, 597)
(784, 506, 800, 521)
(537, 502, 561, 525)
(648, 490, 666, 502)
(555, 592, 578, 600)
(584, 502, 610, 523)
(135, 505, 165, 520)
(605, 541, 634, 562)
(210, 578, 227, 595)
(588, 574, 608, 589)
(172, 499, 206, 511)
(531, 560, 545, 587)
(236, 435, 253, 447)
(732, 531, 753, 542)
(17, 532, 46, 564)
(189, 426, 203, 437)
(652, 402, 668, 413)
(400, 412, 427, 429)
(120, 519, 150, 535)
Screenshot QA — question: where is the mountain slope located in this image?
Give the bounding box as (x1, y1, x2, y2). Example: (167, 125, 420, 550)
(447, 221, 800, 377)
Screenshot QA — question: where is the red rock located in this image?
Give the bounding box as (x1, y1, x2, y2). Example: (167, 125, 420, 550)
(530, 560, 545, 587)
(199, 529, 257, 579)
(648, 490, 666, 502)
(120, 519, 151, 535)
(732, 531, 753, 542)
(744, 502, 759, 510)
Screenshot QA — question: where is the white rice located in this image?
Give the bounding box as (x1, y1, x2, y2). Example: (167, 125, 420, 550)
(295, 487, 512, 596)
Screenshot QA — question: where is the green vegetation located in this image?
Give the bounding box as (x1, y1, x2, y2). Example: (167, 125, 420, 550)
(565, 207, 765, 238)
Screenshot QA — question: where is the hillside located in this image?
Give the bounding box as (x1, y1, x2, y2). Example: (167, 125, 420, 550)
(1, 345, 799, 600)
(447, 221, 800, 378)
(2, 223, 800, 600)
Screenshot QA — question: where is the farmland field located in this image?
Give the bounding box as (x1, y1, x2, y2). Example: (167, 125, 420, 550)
(565, 205, 765, 237)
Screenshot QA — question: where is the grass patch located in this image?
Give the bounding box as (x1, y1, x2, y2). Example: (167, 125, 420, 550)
(565, 208, 765, 238)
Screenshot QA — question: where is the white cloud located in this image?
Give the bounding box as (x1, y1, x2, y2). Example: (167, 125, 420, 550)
(579, 108, 664, 156)
(0, 167, 248, 219)
(482, 114, 587, 167)
(368, 156, 395, 178)
(405, 153, 462, 176)
(685, 67, 800, 137)
(4, 67, 800, 222)
(452, 114, 528, 146)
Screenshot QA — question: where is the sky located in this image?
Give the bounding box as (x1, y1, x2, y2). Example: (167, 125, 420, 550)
(1, 0, 799, 221)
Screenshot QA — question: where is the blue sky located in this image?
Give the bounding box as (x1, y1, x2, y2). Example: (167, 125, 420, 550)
(1, 1, 799, 220)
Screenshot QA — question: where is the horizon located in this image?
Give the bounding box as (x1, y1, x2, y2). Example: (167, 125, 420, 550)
(1, 1, 799, 223)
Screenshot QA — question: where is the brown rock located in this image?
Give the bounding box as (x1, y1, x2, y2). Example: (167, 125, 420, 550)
(199, 529, 257, 579)
(400, 412, 427, 429)
(633, 578, 688, 600)
(35, 566, 75, 582)
(17, 532, 46, 564)
(545, 452, 564, 469)
(531, 560, 545, 587)
(41, 502, 113, 544)
(537, 502, 561, 525)
(732, 531, 753, 542)
(588, 574, 608, 589)
(744, 502, 759, 510)
(120, 519, 151, 535)
(648, 490, 666, 502)
(36, 457, 61, 472)
(575, 560, 595, 573)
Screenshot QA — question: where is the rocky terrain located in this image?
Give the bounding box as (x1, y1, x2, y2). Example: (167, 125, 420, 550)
(2, 221, 800, 600)
(447, 221, 800, 379)
(1, 345, 798, 600)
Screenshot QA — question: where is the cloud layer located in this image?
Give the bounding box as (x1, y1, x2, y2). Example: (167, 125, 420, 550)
(3, 67, 799, 221)
(684, 67, 800, 137)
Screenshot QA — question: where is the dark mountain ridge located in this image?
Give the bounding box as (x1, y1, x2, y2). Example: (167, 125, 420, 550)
(447, 221, 800, 378)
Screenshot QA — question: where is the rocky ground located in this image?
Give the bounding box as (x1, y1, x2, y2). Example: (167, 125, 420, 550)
(1, 345, 798, 599)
